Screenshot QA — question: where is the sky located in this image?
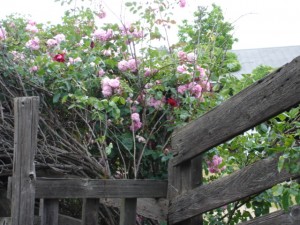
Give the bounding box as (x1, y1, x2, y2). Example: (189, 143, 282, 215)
(0, 0, 300, 50)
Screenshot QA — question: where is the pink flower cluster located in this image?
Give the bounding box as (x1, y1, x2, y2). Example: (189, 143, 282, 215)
(47, 34, 66, 47)
(25, 37, 40, 50)
(207, 155, 226, 173)
(67, 57, 82, 66)
(179, 0, 186, 8)
(25, 20, 38, 33)
(118, 58, 140, 72)
(97, 10, 106, 19)
(130, 113, 142, 131)
(0, 27, 6, 40)
(93, 29, 113, 41)
(147, 97, 164, 109)
(119, 23, 144, 39)
(101, 77, 121, 97)
(178, 51, 196, 63)
(178, 82, 203, 98)
(29, 66, 38, 73)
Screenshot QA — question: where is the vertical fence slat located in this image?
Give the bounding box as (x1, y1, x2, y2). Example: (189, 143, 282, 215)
(40, 199, 59, 225)
(82, 198, 99, 225)
(168, 155, 203, 225)
(119, 198, 137, 225)
(11, 97, 39, 225)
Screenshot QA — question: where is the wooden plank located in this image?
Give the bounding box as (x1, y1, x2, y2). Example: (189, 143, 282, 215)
(40, 199, 59, 225)
(168, 156, 203, 225)
(168, 156, 300, 224)
(0, 188, 10, 217)
(81, 198, 99, 225)
(238, 205, 300, 225)
(172, 56, 300, 165)
(35, 178, 167, 198)
(119, 198, 137, 225)
(0, 215, 81, 225)
(100, 198, 168, 222)
(11, 97, 39, 225)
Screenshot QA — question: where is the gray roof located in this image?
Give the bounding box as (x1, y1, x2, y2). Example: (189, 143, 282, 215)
(231, 46, 300, 76)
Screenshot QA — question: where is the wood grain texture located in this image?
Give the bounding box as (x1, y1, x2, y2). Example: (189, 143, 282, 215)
(0, 215, 81, 225)
(11, 97, 39, 225)
(100, 198, 168, 222)
(119, 198, 137, 225)
(168, 157, 203, 225)
(40, 199, 59, 225)
(82, 198, 99, 225)
(35, 178, 167, 198)
(172, 56, 300, 165)
(168, 156, 300, 224)
(238, 205, 300, 225)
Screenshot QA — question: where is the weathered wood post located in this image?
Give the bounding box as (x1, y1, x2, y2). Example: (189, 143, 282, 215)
(168, 155, 203, 225)
(40, 199, 59, 225)
(82, 198, 99, 225)
(119, 198, 137, 225)
(11, 97, 39, 225)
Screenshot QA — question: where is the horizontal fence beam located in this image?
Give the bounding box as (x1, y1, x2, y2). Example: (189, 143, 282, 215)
(100, 198, 168, 222)
(0, 215, 81, 225)
(237, 205, 300, 225)
(172, 56, 300, 165)
(35, 178, 167, 198)
(168, 156, 300, 224)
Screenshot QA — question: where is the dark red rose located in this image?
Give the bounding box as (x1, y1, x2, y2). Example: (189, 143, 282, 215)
(167, 98, 178, 107)
(53, 53, 65, 63)
(90, 41, 95, 49)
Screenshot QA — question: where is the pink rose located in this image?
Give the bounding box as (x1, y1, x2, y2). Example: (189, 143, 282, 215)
(187, 52, 196, 63)
(178, 51, 187, 61)
(108, 78, 120, 88)
(47, 39, 58, 47)
(97, 10, 106, 19)
(93, 29, 113, 41)
(118, 60, 129, 72)
(25, 24, 39, 33)
(128, 58, 139, 72)
(177, 65, 187, 73)
(177, 84, 188, 94)
(131, 113, 140, 122)
(179, 0, 186, 8)
(54, 34, 66, 43)
(29, 66, 38, 73)
(207, 155, 225, 174)
(25, 37, 40, 50)
(102, 85, 113, 97)
(188, 82, 202, 98)
(98, 69, 105, 77)
(197, 66, 207, 78)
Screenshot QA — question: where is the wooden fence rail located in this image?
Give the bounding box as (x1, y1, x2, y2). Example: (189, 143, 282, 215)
(171, 55, 300, 165)
(168, 55, 300, 224)
(168, 156, 300, 224)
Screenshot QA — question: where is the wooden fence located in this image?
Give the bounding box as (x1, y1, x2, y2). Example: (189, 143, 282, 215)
(168, 55, 300, 224)
(1, 55, 300, 225)
(0, 97, 167, 225)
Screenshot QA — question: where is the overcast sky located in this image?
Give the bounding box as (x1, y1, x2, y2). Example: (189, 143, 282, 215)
(1, 0, 300, 50)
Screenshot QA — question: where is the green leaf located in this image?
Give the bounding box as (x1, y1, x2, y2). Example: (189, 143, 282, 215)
(272, 185, 283, 196)
(282, 191, 290, 211)
(278, 156, 285, 172)
(53, 93, 61, 103)
(105, 143, 113, 155)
